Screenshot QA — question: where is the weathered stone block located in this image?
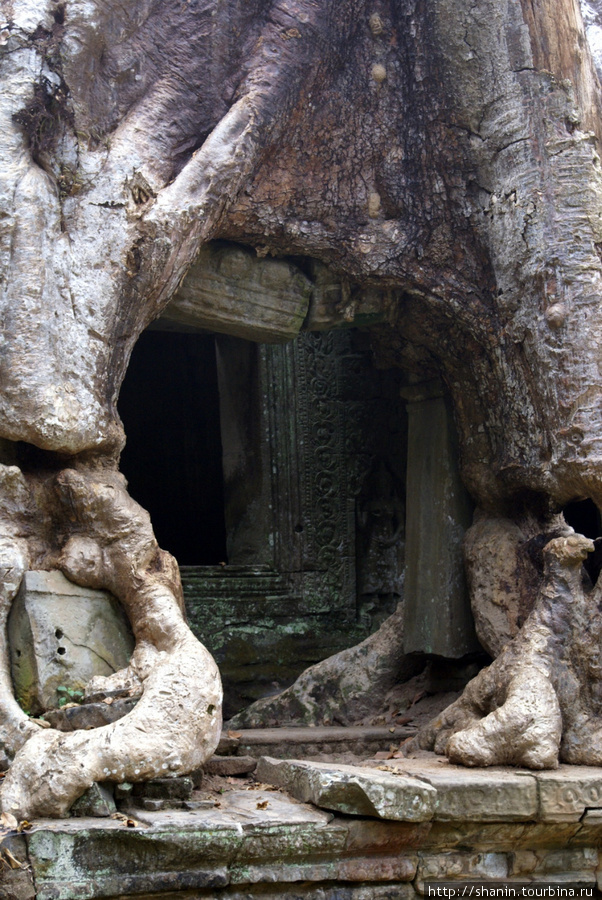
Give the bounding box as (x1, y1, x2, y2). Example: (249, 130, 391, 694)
(416, 850, 508, 890)
(256, 757, 435, 821)
(69, 783, 116, 818)
(535, 766, 602, 822)
(132, 777, 194, 801)
(162, 243, 312, 343)
(8, 571, 134, 714)
(303, 260, 393, 331)
(384, 758, 538, 822)
(203, 755, 257, 776)
(229, 855, 417, 886)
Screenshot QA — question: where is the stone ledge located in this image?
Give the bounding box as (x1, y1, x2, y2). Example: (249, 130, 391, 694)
(380, 759, 602, 824)
(255, 757, 436, 821)
(13, 779, 602, 900)
(376, 757, 538, 822)
(257, 756, 602, 825)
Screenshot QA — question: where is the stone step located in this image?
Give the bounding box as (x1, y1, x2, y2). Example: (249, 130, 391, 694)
(256, 756, 436, 821)
(256, 755, 602, 825)
(217, 725, 416, 758)
(19, 773, 602, 898)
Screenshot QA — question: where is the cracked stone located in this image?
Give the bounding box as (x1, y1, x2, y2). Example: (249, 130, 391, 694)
(256, 757, 435, 821)
(7, 571, 134, 714)
(70, 783, 116, 818)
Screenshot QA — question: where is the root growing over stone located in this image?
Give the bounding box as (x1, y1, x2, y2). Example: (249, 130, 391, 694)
(229, 602, 420, 728)
(410, 534, 602, 769)
(0, 464, 222, 819)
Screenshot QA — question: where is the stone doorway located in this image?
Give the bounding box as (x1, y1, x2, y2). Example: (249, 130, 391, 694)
(118, 327, 228, 566)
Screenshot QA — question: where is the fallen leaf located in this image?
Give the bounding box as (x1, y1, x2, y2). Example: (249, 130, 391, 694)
(395, 716, 413, 726)
(17, 820, 32, 832)
(102, 697, 114, 706)
(374, 751, 394, 760)
(389, 727, 396, 733)
(62, 702, 80, 710)
(256, 800, 269, 809)
(1, 812, 18, 831)
(410, 690, 427, 707)
(227, 730, 242, 739)
(2, 848, 26, 869)
(34, 718, 51, 728)
(111, 812, 143, 828)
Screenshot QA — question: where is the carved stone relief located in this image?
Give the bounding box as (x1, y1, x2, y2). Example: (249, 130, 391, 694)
(184, 329, 408, 714)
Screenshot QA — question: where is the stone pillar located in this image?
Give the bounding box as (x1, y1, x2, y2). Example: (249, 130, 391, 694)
(402, 381, 479, 657)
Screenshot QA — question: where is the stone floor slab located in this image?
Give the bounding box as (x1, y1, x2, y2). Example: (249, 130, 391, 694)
(371, 757, 538, 822)
(255, 757, 435, 821)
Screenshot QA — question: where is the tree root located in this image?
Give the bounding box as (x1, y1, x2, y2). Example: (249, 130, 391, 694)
(229, 602, 420, 728)
(0, 466, 42, 770)
(409, 534, 601, 769)
(0, 465, 222, 818)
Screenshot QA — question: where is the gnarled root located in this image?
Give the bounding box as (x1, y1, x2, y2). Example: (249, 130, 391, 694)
(230, 602, 420, 728)
(0, 466, 42, 769)
(409, 534, 597, 769)
(0, 466, 222, 818)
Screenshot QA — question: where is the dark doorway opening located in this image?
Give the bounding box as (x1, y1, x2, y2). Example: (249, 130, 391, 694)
(563, 498, 602, 585)
(563, 498, 602, 540)
(118, 330, 228, 565)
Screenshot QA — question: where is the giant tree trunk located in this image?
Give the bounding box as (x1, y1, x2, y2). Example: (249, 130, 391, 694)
(2, 0, 602, 816)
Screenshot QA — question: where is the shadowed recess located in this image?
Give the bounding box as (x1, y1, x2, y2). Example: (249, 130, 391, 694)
(118, 330, 228, 565)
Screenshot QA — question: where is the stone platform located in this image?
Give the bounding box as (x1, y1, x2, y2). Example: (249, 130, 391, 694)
(4, 759, 602, 899)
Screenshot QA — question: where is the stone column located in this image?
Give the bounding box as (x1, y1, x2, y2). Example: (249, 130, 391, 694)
(402, 381, 479, 657)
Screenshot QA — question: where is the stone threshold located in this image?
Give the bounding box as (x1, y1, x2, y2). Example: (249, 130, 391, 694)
(218, 724, 417, 758)
(5, 759, 602, 898)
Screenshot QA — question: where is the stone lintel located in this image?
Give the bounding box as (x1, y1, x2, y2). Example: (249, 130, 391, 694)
(162, 244, 312, 344)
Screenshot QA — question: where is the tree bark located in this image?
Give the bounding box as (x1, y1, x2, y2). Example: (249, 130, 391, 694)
(2, 0, 602, 815)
